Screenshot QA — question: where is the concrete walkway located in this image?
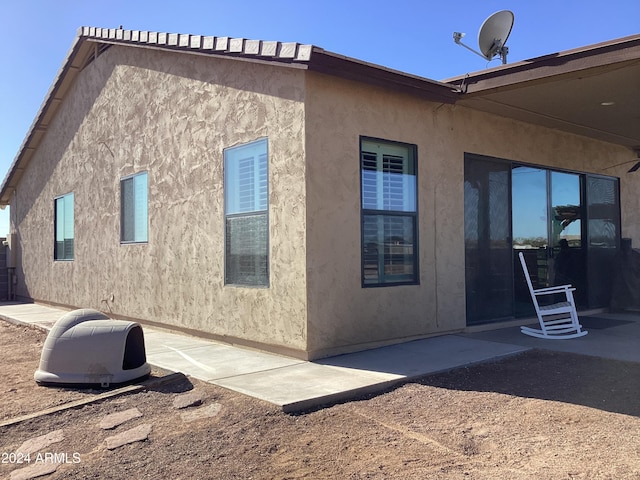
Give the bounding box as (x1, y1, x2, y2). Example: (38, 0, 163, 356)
(2, 302, 639, 412)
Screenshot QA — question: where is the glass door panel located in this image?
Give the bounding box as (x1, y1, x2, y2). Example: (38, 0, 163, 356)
(464, 156, 513, 325)
(512, 166, 549, 316)
(512, 168, 585, 313)
(586, 175, 620, 307)
(550, 171, 586, 305)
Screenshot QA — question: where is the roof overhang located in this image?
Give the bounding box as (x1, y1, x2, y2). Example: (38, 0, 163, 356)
(445, 34, 640, 152)
(306, 48, 460, 104)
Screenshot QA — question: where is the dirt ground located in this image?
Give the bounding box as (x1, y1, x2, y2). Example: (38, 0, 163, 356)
(2, 320, 640, 479)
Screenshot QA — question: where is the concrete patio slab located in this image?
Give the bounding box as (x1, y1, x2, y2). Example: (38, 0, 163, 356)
(2, 301, 639, 412)
(317, 335, 527, 376)
(147, 343, 304, 382)
(215, 361, 404, 412)
(143, 330, 223, 354)
(465, 313, 640, 363)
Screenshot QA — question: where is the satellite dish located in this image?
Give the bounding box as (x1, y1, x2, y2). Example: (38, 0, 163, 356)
(478, 10, 514, 60)
(454, 10, 514, 64)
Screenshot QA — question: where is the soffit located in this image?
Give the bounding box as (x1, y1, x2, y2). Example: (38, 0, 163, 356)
(446, 35, 640, 151)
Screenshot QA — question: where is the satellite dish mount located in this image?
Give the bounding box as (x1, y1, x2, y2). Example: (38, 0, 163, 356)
(454, 10, 514, 65)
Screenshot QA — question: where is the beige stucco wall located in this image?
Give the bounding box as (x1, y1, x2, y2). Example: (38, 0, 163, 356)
(11, 45, 309, 355)
(303, 73, 455, 357)
(620, 172, 640, 243)
(10, 43, 636, 360)
(303, 71, 634, 358)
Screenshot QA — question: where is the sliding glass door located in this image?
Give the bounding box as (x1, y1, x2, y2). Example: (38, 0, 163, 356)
(464, 154, 620, 326)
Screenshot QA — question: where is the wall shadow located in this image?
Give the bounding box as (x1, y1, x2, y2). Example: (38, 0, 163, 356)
(418, 349, 640, 418)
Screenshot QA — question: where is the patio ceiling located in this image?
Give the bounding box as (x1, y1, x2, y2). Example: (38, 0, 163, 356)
(445, 34, 640, 153)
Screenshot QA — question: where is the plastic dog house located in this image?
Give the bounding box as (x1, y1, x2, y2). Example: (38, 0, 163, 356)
(34, 309, 151, 387)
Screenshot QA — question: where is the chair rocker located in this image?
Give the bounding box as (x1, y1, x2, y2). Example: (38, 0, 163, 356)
(518, 252, 587, 339)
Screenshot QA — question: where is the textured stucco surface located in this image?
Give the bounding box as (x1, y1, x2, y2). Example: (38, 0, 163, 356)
(303, 71, 632, 357)
(620, 174, 640, 243)
(10, 46, 308, 354)
(9, 44, 636, 360)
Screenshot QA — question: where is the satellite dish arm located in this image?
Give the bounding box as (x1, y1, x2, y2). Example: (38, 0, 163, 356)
(454, 32, 509, 64)
(453, 32, 490, 61)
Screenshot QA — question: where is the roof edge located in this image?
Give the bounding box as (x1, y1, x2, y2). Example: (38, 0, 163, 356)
(78, 26, 315, 62)
(308, 48, 460, 104)
(444, 34, 640, 93)
(0, 31, 85, 206)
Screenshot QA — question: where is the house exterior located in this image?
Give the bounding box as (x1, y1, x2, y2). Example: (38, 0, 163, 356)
(1, 27, 638, 360)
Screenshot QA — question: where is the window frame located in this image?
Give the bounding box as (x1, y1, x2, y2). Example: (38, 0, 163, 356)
(54, 192, 75, 261)
(223, 138, 269, 287)
(120, 171, 149, 244)
(360, 136, 419, 287)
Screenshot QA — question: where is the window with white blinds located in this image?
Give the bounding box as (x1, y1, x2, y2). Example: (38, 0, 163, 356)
(360, 138, 418, 286)
(54, 192, 74, 260)
(224, 138, 269, 287)
(120, 172, 148, 243)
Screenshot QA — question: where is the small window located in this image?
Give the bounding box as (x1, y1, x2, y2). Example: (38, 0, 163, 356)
(54, 193, 74, 261)
(224, 138, 269, 286)
(121, 172, 148, 243)
(361, 138, 418, 286)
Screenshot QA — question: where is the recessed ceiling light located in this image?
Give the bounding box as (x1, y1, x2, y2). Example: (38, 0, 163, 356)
(600, 101, 615, 106)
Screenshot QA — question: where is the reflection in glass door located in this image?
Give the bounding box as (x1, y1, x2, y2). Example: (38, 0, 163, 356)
(512, 166, 549, 316)
(512, 167, 584, 315)
(551, 171, 585, 306)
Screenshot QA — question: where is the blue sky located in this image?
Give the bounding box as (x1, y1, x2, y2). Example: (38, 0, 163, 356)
(0, 0, 638, 237)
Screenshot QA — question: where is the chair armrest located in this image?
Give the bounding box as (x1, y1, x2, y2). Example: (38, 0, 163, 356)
(533, 285, 576, 295)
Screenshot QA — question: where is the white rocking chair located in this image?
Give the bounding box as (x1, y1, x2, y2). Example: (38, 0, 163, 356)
(518, 252, 587, 339)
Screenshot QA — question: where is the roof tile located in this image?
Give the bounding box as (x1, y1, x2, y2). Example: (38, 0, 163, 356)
(202, 36, 215, 50)
(245, 39, 261, 55)
(80, 27, 315, 66)
(229, 38, 244, 53)
(190, 35, 202, 49)
(214, 37, 229, 51)
(278, 42, 297, 59)
(296, 44, 312, 61)
(260, 41, 278, 57)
